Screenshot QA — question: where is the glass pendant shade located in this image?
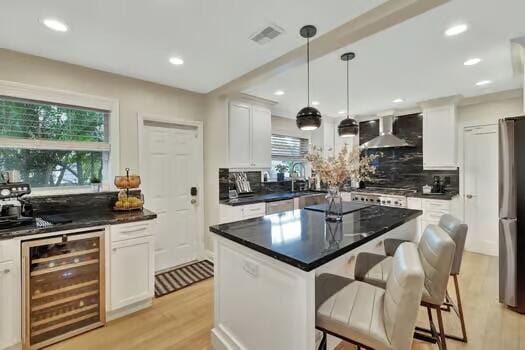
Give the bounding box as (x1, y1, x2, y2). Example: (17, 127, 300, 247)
(338, 117, 358, 137)
(297, 106, 322, 130)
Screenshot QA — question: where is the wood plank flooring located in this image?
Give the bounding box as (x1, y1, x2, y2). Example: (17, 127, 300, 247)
(48, 252, 525, 350)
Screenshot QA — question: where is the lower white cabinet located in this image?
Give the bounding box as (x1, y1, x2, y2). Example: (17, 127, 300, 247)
(407, 197, 457, 239)
(219, 203, 266, 224)
(109, 222, 154, 312)
(0, 260, 18, 350)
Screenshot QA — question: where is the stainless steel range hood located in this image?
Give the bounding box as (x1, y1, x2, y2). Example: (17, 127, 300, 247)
(361, 115, 412, 149)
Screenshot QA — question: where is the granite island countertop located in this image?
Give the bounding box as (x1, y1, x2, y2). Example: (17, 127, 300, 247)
(209, 205, 421, 271)
(0, 208, 157, 240)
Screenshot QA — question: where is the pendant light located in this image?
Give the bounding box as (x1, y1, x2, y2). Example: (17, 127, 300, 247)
(338, 52, 358, 137)
(296, 25, 322, 131)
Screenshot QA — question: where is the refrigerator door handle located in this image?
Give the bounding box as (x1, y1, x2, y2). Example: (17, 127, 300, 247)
(500, 218, 518, 306)
(499, 119, 517, 218)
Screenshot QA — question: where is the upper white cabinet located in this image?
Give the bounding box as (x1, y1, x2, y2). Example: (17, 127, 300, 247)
(228, 101, 271, 169)
(422, 104, 457, 170)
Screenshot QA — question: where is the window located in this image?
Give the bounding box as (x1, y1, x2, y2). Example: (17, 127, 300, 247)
(0, 96, 111, 188)
(270, 134, 309, 179)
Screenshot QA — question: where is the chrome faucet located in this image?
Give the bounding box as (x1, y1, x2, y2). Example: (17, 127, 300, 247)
(291, 162, 306, 192)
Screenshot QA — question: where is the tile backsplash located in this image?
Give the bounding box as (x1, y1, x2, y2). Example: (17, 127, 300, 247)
(359, 113, 459, 192)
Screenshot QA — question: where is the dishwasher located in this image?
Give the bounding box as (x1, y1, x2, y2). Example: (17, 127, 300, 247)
(265, 199, 295, 215)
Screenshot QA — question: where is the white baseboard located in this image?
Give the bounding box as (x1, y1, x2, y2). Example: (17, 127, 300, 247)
(206, 249, 215, 262)
(106, 298, 152, 321)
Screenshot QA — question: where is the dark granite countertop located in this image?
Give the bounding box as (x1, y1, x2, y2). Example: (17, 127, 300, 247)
(0, 208, 157, 240)
(209, 206, 422, 271)
(220, 191, 327, 206)
(343, 187, 458, 200)
(406, 191, 458, 200)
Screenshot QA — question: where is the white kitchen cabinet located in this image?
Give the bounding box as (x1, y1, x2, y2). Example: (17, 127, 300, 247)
(109, 223, 154, 311)
(422, 104, 457, 170)
(219, 203, 266, 224)
(407, 197, 423, 240)
(228, 102, 252, 168)
(228, 101, 271, 169)
(0, 260, 18, 350)
(251, 106, 272, 168)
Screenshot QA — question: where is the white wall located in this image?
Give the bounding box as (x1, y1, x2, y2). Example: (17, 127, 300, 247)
(0, 49, 206, 172)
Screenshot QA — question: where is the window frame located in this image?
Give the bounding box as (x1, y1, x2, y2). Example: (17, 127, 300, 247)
(0, 80, 120, 194)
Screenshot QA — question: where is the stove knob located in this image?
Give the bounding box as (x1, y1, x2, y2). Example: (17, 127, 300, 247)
(360, 197, 364, 201)
(376, 199, 380, 203)
(387, 200, 391, 204)
(381, 200, 386, 204)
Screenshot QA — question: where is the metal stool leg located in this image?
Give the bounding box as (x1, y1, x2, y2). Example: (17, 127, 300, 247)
(318, 331, 327, 350)
(436, 306, 447, 350)
(453, 274, 468, 342)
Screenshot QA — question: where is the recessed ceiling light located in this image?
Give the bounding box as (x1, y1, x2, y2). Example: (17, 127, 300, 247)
(393, 98, 404, 103)
(311, 101, 320, 106)
(274, 90, 285, 96)
(464, 58, 482, 66)
(42, 18, 69, 32)
(338, 110, 346, 115)
(445, 24, 468, 37)
(476, 80, 492, 86)
(169, 57, 184, 65)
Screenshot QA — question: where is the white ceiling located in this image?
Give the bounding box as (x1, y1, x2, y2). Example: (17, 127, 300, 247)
(0, 0, 386, 93)
(244, 0, 525, 119)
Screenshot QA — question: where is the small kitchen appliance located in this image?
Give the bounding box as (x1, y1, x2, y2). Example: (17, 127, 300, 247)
(0, 182, 34, 229)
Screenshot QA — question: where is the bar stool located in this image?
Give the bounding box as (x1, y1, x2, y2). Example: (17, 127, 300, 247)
(316, 243, 425, 350)
(354, 225, 456, 350)
(383, 214, 469, 342)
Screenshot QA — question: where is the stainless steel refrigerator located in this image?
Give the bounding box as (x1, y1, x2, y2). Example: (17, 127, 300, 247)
(499, 116, 525, 313)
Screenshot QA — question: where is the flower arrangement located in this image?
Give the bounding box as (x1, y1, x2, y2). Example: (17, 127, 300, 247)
(305, 144, 378, 187)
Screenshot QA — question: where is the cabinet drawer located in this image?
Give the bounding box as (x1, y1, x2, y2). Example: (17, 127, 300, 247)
(242, 203, 266, 219)
(422, 199, 450, 212)
(111, 221, 152, 242)
(423, 212, 445, 224)
(407, 197, 422, 210)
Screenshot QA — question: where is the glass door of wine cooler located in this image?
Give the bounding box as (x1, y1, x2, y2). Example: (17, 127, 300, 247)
(22, 230, 105, 350)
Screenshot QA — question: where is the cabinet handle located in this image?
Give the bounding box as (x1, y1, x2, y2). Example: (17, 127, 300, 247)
(3, 268, 10, 274)
(119, 227, 147, 234)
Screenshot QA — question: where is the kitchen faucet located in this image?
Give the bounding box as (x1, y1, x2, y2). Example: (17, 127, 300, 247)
(291, 162, 306, 192)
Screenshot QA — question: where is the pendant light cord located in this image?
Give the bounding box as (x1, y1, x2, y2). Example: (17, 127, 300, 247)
(307, 37, 310, 106)
(346, 58, 350, 119)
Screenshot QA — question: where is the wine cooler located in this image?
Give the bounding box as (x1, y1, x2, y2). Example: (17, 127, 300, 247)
(21, 230, 106, 349)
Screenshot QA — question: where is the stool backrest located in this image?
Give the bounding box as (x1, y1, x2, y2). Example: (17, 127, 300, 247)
(383, 243, 425, 350)
(417, 224, 456, 305)
(438, 214, 468, 275)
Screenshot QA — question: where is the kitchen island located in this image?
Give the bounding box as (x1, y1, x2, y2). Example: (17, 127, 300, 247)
(209, 205, 422, 350)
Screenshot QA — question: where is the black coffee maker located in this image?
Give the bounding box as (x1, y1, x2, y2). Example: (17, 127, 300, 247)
(0, 183, 34, 229)
(431, 176, 443, 193)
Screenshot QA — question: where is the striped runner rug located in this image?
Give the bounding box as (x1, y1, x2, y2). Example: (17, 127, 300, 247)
(155, 260, 214, 298)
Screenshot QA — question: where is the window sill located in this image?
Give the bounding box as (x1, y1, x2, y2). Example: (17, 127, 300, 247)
(28, 184, 113, 197)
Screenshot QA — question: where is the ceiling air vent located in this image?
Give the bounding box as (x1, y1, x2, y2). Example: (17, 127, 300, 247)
(250, 24, 284, 45)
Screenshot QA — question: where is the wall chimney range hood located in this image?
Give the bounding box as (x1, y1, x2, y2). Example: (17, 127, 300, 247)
(361, 114, 413, 149)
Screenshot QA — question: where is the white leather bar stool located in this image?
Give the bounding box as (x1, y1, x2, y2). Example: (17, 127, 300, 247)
(316, 243, 425, 350)
(354, 225, 456, 350)
(383, 214, 469, 342)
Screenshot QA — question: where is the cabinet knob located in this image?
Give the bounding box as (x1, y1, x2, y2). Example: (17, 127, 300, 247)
(112, 248, 117, 252)
(3, 269, 10, 274)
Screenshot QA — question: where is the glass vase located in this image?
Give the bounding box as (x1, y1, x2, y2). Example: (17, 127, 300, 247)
(325, 186, 343, 222)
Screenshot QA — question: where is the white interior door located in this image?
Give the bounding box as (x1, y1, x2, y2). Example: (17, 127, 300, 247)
(142, 121, 199, 271)
(463, 124, 498, 256)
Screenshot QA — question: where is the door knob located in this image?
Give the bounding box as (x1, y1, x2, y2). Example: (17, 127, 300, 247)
(191, 199, 197, 204)
(466, 194, 473, 199)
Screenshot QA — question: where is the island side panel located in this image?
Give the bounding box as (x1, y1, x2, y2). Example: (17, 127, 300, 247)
(212, 236, 316, 350)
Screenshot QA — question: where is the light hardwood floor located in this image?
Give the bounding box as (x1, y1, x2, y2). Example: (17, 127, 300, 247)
(48, 252, 525, 350)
